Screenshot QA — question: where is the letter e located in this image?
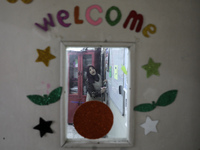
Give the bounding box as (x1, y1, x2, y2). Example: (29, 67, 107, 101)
(57, 10, 71, 27)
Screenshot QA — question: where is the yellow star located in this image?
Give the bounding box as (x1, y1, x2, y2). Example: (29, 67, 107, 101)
(35, 46, 56, 67)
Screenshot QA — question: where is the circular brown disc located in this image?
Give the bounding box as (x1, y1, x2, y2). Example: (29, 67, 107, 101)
(73, 101, 113, 139)
(21, 0, 33, 4)
(7, 0, 18, 3)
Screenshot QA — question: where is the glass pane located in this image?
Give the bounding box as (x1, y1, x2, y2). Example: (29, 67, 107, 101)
(69, 54, 78, 94)
(82, 54, 92, 95)
(66, 46, 129, 140)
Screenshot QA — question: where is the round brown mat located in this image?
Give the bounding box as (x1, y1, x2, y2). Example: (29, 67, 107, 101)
(73, 101, 113, 139)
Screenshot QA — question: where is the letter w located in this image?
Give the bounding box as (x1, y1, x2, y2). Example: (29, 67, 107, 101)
(123, 10, 143, 32)
(35, 14, 55, 31)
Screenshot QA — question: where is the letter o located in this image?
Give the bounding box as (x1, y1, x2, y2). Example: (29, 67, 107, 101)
(105, 6, 122, 26)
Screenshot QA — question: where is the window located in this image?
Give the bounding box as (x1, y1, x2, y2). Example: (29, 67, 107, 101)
(60, 41, 135, 148)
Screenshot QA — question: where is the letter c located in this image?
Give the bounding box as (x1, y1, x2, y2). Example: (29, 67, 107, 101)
(86, 5, 103, 26)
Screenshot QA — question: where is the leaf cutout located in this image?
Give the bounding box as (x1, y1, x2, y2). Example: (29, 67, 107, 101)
(156, 90, 178, 106)
(134, 103, 156, 112)
(48, 87, 62, 104)
(27, 95, 46, 105)
(27, 87, 63, 105)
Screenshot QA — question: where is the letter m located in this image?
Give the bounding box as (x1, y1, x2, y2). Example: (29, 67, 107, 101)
(35, 14, 55, 31)
(123, 10, 143, 32)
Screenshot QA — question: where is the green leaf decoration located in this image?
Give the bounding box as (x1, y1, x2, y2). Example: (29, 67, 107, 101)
(156, 90, 178, 106)
(134, 90, 178, 112)
(27, 95, 47, 105)
(134, 102, 156, 112)
(27, 87, 62, 105)
(48, 87, 62, 104)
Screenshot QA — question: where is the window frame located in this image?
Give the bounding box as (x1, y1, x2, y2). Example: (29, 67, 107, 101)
(60, 41, 135, 148)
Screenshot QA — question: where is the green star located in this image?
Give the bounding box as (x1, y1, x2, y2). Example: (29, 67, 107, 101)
(142, 58, 161, 78)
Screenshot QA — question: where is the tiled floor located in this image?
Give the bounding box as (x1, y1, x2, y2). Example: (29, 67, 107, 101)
(67, 124, 84, 139)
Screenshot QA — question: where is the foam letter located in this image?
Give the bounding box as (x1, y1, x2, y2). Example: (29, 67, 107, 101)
(123, 10, 143, 32)
(142, 24, 157, 37)
(86, 5, 102, 26)
(74, 6, 84, 24)
(57, 10, 71, 27)
(35, 14, 55, 32)
(105, 6, 121, 26)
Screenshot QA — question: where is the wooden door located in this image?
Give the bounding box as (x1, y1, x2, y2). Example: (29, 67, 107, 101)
(68, 51, 95, 124)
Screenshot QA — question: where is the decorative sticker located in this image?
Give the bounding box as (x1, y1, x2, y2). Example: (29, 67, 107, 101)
(134, 90, 178, 112)
(33, 117, 53, 137)
(140, 116, 159, 135)
(73, 101, 113, 139)
(142, 24, 157, 38)
(142, 57, 161, 78)
(35, 46, 56, 67)
(27, 87, 62, 105)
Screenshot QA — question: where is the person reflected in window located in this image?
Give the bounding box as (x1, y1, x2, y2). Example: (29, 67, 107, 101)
(86, 65, 106, 102)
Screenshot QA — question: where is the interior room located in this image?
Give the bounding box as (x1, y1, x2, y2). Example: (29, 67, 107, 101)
(66, 46, 128, 139)
(0, 0, 200, 150)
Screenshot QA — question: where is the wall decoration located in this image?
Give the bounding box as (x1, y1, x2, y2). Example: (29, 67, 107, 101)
(142, 24, 157, 38)
(74, 6, 84, 24)
(7, 0, 18, 3)
(35, 46, 56, 66)
(35, 14, 55, 32)
(21, 0, 33, 4)
(86, 5, 103, 26)
(140, 116, 158, 135)
(134, 90, 178, 112)
(7, 0, 33, 4)
(57, 10, 71, 27)
(27, 87, 62, 105)
(33, 117, 53, 137)
(142, 57, 161, 78)
(123, 10, 143, 32)
(105, 6, 122, 26)
(34, 6, 156, 37)
(73, 101, 113, 139)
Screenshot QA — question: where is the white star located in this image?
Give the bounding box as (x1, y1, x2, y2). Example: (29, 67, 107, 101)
(140, 116, 159, 135)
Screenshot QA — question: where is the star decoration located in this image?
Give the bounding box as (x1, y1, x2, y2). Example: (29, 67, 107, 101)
(35, 46, 56, 67)
(33, 117, 53, 137)
(142, 58, 161, 78)
(140, 116, 159, 135)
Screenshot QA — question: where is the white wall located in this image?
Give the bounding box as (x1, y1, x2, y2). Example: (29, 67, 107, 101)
(0, 0, 200, 150)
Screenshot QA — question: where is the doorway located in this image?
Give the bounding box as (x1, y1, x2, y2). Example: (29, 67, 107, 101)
(60, 42, 135, 147)
(67, 49, 96, 124)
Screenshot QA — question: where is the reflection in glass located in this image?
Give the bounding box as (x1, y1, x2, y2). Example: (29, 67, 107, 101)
(66, 47, 129, 139)
(82, 54, 93, 95)
(69, 54, 78, 94)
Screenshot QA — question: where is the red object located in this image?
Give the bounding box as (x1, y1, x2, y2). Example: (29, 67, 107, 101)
(73, 101, 113, 139)
(68, 51, 95, 124)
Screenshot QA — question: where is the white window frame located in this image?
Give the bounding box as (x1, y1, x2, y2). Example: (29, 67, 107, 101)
(60, 41, 135, 148)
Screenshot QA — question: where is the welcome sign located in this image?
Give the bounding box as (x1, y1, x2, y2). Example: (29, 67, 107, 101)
(35, 5, 157, 37)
